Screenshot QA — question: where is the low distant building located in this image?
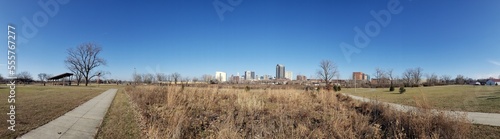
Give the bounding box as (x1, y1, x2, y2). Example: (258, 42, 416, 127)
(230, 75, 240, 83)
(486, 79, 500, 86)
(297, 75, 307, 81)
(353, 72, 369, 81)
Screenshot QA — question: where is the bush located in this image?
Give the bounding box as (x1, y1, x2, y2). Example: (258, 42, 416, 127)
(337, 86, 341, 91)
(399, 87, 406, 94)
(245, 86, 250, 92)
(389, 86, 395, 92)
(333, 86, 339, 92)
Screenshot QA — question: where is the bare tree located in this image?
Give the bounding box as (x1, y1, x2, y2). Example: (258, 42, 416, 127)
(65, 42, 107, 86)
(455, 75, 465, 85)
(183, 77, 191, 85)
(402, 69, 413, 87)
(316, 60, 339, 87)
(425, 73, 438, 86)
(387, 69, 394, 87)
(133, 72, 142, 84)
(171, 72, 181, 85)
(411, 67, 423, 86)
(38, 73, 49, 86)
(202, 74, 213, 83)
(143, 73, 154, 84)
(17, 71, 33, 84)
(441, 75, 451, 85)
(192, 77, 199, 83)
(155, 73, 167, 83)
(373, 68, 386, 86)
(66, 60, 83, 86)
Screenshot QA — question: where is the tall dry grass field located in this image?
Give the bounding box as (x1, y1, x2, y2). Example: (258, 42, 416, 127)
(126, 86, 470, 139)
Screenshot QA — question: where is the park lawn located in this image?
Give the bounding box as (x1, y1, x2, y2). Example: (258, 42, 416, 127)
(343, 85, 500, 113)
(97, 88, 142, 139)
(0, 85, 112, 138)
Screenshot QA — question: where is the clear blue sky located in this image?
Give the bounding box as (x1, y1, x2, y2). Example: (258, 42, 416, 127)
(1, 0, 499, 81)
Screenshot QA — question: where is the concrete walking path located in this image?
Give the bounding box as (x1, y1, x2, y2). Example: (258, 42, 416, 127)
(345, 94, 500, 127)
(19, 89, 118, 139)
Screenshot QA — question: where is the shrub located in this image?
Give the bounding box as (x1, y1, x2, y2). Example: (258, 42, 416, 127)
(333, 86, 339, 92)
(399, 87, 406, 94)
(389, 86, 395, 92)
(337, 86, 341, 91)
(245, 86, 250, 92)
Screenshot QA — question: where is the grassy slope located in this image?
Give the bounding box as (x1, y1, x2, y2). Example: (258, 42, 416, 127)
(0, 85, 109, 138)
(97, 88, 142, 139)
(343, 85, 500, 113)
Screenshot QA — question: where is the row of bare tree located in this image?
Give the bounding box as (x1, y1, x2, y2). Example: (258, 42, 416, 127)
(131, 72, 216, 85)
(369, 67, 475, 87)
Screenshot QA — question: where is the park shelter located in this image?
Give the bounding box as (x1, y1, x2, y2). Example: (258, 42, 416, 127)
(48, 73, 74, 86)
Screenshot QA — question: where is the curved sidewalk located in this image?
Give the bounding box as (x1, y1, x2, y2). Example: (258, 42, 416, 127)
(345, 94, 500, 127)
(19, 89, 118, 139)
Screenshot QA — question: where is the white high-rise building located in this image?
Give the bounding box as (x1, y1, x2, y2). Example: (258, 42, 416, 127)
(245, 71, 252, 80)
(215, 71, 227, 82)
(285, 71, 293, 80)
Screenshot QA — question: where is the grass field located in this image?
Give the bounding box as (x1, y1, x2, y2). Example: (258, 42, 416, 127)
(0, 85, 114, 138)
(124, 85, 470, 139)
(343, 85, 500, 113)
(97, 88, 141, 139)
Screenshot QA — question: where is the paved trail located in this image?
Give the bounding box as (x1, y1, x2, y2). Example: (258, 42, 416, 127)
(345, 94, 500, 127)
(20, 89, 117, 139)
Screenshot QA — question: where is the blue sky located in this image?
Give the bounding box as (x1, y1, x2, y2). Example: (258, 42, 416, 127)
(1, 0, 500, 81)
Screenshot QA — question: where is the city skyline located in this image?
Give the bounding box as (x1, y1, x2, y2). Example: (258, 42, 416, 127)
(1, 1, 500, 81)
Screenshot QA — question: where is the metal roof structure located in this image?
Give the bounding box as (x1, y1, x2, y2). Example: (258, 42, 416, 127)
(48, 73, 74, 80)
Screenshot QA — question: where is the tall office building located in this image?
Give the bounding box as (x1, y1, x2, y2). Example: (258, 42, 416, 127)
(276, 64, 285, 79)
(245, 71, 252, 80)
(215, 71, 227, 82)
(285, 71, 293, 80)
(251, 71, 256, 80)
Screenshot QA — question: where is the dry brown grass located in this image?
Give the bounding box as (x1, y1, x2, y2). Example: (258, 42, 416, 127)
(0, 85, 106, 138)
(125, 85, 471, 139)
(96, 89, 141, 139)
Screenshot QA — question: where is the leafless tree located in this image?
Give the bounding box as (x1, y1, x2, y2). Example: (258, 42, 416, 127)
(155, 73, 167, 83)
(18, 71, 33, 80)
(38, 73, 48, 82)
(133, 72, 142, 84)
(387, 69, 394, 87)
(411, 67, 423, 86)
(143, 73, 154, 84)
(455, 75, 465, 85)
(426, 73, 438, 86)
(171, 72, 181, 85)
(441, 75, 452, 84)
(316, 60, 339, 87)
(192, 77, 199, 83)
(183, 77, 191, 85)
(373, 68, 386, 86)
(38, 73, 49, 86)
(402, 69, 413, 87)
(202, 74, 213, 83)
(65, 42, 107, 86)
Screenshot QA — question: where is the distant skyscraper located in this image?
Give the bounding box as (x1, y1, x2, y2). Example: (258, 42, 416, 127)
(276, 64, 285, 79)
(245, 71, 252, 80)
(285, 71, 293, 80)
(215, 71, 227, 82)
(251, 71, 255, 80)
